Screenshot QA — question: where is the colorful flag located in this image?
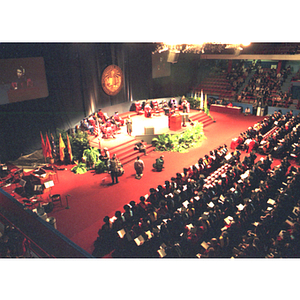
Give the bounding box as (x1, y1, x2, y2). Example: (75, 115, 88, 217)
(40, 132, 46, 158)
(51, 133, 57, 158)
(67, 134, 73, 162)
(204, 93, 208, 111)
(59, 133, 66, 161)
(45, 133, 52, 158)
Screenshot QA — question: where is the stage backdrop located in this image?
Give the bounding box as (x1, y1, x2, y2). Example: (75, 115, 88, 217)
(0, 43, 199, 162)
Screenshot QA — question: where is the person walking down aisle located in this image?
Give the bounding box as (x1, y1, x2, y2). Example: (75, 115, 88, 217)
(108, 154, 119, 184)
(134, 156, 144, 179)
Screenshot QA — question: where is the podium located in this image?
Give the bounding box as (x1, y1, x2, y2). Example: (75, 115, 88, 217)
(169, 114, 182, 131)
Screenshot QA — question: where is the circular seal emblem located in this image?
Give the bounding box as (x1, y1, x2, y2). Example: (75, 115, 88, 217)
(101, 64, 124, 96)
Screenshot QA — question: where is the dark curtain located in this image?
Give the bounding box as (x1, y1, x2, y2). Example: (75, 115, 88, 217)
(0, 43, 196, 162)
(0, 43, 156, 162)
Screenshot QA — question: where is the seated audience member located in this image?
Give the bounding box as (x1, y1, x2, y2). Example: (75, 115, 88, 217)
(93, 110, 300, 258)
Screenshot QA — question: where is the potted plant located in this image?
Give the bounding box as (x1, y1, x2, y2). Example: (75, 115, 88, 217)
(82, 147, 100, 170)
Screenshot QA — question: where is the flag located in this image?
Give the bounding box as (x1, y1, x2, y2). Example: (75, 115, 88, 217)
(45, 133, 52, 158)
(67, 134, 73, 162)
(204, 93, 208, 111)
(59, 133, 66, 161)
(94, 117, 100, 137)
(51, 133, 57, 158)
(200, 89, 204, 110)
(40, 132, 46, 158)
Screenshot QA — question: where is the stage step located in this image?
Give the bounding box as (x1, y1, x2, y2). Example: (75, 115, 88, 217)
(108, 139, 155, 165)
(189, 111, 215, 127)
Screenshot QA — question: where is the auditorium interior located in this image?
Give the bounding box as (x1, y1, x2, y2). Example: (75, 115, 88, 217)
(2, 42, 300, 263)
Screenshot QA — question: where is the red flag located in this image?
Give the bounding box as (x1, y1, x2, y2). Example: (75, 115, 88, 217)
(67, 134, 73, 162)
(45, 133, 52, 158)
(40, 132, 46, 158)
(59, 133, 66, 161)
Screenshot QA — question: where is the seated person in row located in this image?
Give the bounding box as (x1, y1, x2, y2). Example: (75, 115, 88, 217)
(144, 101, 152, 118)
(169, 98, 178, 110)
(112, 111, 124, 127)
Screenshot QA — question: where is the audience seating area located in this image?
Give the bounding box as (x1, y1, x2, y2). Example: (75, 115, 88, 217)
(92, 110, 300, 258)
(193, 73, 236, 101)
(239, 66, 292, 106)
(191, 61, 296, 110)
(0, 215, 53, 258)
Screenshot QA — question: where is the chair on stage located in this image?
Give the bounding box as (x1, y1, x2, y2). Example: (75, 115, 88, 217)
(103, 126, 115, 139)
(144, 104, 152, 118)
(135, 102, 143, 115)
(151, 100, 160, 116)
(50, 194, 63, 207)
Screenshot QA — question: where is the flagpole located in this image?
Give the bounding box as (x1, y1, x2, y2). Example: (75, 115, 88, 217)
(40, 132, 46, 163)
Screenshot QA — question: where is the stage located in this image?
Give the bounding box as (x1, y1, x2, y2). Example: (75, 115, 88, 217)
(88, 109, 209, 150)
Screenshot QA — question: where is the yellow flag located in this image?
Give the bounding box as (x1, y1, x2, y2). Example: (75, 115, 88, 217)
(59, 133, 66, 161)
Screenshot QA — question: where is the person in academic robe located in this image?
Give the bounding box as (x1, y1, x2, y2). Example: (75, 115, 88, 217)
(144, 101, 152, 118)
(126, 116, 133, 136)
(108, 154, 119, 184)
(134, 156, 144, 179)
(153, 155, 164, 171)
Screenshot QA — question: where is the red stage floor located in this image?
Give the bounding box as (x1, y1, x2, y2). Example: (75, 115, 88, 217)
(3, 110, 267, 255)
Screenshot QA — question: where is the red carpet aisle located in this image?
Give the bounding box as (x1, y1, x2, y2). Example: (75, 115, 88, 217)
(41, 111, 265, 255)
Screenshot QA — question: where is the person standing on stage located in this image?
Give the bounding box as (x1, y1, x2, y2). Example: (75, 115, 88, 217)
(134, 156, 144, 179)
(181, 97, 189, 127)
(126, 116, 133, 136)
(108, 154, 119, 184)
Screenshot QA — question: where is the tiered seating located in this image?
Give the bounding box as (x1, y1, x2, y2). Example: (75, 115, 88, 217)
(240, 66, 292, 106)
(189, 110, 215, 127)
(195, 73, 236, 100)
(93, 108, 300, 258)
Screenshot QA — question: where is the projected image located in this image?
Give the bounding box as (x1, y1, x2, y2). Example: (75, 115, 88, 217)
(0, 57, 49, 105)
(11, 66, 34, 90)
